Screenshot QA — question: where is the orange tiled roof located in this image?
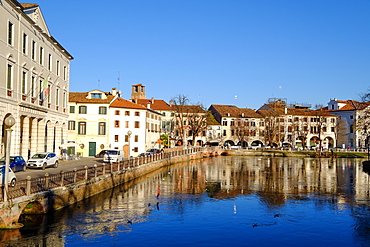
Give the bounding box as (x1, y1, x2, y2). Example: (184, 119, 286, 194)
(211, 105, 262, 118)
(69, 92, 115, 103)
(330, 100, 370, 111)
(134, 99, 172, 111)
(20, 3, 39, 8)
(173, 105, 207, 113)
(110, 97, 147, 109)
(258, 103, 336, 117)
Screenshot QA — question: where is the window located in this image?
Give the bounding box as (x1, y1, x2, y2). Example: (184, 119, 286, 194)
(31, 75, 36, 98)
(47, 84, 51, 103)
(39, 47, 44, 65)
(8, 22, 13, 45)
(39, 80, 43, 100)
(134, 147, 138, 152)
(56, 88, 59, 106)
(134, 121, 140, 128)
(125, 135, 128, 142)
(22, 33, 27, 54)
(222, 120, 227, 126)
(125, 121, 129, 128)
(63, 66, 67, 80)
(135, 112, 140, 116)
(68, 121, 75, 130)
(125, 111, 130, 116)
(114, 135, 119, 142)
(63, 92, 67, 109)
(91, 93, 101, 99)
(22, 71, 27, 95)
(56, 60, 60, 76)
(79, 106, 87, 114)
(98, 122, 106, 135)
(114, 120, 120, 128)
(99, 106, 107, 114)
(134, 135, 138, 142)
(78, 122, 86, 135)
(70, 106, 75, 113)
(115, 110, 120, 115)
(31, 41, 36, 60)
(223, 130, 226, 136)
(7, 64, 12, 90)
(48, 54, 52, 70)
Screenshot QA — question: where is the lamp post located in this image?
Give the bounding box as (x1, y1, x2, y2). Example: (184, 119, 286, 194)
(127, 130, 132, 158)
(3, 116, 15, 201)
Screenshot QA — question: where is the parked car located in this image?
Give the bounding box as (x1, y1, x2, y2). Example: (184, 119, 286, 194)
(147, 149, 160, 155)
(95, 150, 108, 158)
(27, 152, 59, 169)
(0, 166, 17, 187)
(103, 150, 124, 163)
(0, 156, 26, 172)
(138, 152, 153, 157)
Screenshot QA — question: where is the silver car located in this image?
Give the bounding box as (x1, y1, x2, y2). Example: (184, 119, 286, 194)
(0, 166, 17, 187)
(27, 152, 59, 169)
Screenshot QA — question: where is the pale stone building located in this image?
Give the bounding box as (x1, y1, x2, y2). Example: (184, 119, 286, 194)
(209, 105, 264, 147)
(68, 88, 162, 157)
(0, 1, 73, 159)
(327, 99, 370, 149)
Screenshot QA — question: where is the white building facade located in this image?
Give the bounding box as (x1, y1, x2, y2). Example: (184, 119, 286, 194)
(0, 1, 73, 159)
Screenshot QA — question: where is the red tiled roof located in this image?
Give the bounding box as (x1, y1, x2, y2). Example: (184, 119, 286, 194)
(258, 103, 336, 117)
(173, 105, 207, 113)
(20, 3, 39, 9)
(69, 92, 114, 103)
(134, 99, 172, 111)
(330, 100, 370, 111)
(110, 97, 147, 109)
(210, 105, 262, 118)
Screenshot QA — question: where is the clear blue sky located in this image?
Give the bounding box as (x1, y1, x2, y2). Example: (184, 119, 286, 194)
(35, 0, 370, 109)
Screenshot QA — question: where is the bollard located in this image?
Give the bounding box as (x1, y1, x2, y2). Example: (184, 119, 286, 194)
(60, 170, 64, 187)
(26, 176, 31, 196)
(84, 166, 88, 180)
(118, 161, 120, 171)
(44, 173, 49, 189)
(73, 168, 77, 183)
(102, 163, 106, 175)
(94, 164, 97, 177)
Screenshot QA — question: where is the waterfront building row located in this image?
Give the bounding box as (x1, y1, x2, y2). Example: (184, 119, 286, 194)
(0, 1, 72, 159)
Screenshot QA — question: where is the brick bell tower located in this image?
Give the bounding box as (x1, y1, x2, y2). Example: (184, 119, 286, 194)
(131, 84, 146, 100)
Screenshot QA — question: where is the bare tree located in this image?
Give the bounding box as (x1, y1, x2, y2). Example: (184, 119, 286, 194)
(292, 116, 310, 150)
(359, 88, 370, 102)
(354, 106, 370, 149)
(171, 94, 207, 146)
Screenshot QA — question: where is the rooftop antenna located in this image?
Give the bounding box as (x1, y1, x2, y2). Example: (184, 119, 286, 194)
(118, 71, 121, 91)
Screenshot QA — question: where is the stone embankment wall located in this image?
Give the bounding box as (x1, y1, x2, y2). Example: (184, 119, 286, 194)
(49, 152, 203, 210)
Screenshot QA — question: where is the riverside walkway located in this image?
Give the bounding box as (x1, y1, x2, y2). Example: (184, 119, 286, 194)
(0, 147, 219, 229)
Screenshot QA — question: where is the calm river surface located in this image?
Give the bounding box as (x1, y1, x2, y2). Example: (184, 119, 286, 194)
(1, 156, 370, 247)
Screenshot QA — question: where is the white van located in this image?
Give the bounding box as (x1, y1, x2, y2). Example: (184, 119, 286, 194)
(103, 150, 124, 163)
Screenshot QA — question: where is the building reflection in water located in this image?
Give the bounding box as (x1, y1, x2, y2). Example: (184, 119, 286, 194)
(1, 156, 370, 246)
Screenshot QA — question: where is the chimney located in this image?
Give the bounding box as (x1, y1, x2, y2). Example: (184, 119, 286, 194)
(111, 88, 117, 96)
(284, 107, 287, 114)
(151, 97, 155, 104)
(169, 100, 173, 107)
(147, 102, 151, 109)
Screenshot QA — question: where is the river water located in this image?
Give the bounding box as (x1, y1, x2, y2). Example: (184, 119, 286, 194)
(1, 156, 370, 247)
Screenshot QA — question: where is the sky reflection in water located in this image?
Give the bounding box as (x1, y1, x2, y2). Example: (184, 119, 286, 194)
(2, 156, 370, 247)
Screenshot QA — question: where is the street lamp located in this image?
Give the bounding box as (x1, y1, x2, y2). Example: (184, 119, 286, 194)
(127, 130, 132, 158)
(3, 116, 15, 201)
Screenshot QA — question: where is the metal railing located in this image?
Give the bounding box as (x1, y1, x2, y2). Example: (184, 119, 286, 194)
(0, 147, 206, 202)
